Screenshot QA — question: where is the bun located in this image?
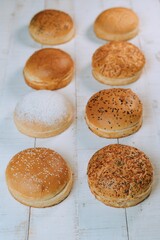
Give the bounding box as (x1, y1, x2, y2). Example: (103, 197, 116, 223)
(29, 9, 75, 45)
(92, 41, 145, 86)
(85, 88, 142, 138)
(94, 7, 139, 41)
(23, 48, 74, 90)
(6, 148, 73, 207)
(87, 144, 153, 208)
(14, 90, 73, 138)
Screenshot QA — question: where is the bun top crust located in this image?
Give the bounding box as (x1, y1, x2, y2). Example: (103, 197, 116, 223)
(24, 48, 74, 82)
(29, 9, 74, 44)
(85, 88, 142, 131)
(87, 144, 153, 200)
(94, 7, 139, 35)
(6, 148, 71, 200)
(92, 41, 145, 79)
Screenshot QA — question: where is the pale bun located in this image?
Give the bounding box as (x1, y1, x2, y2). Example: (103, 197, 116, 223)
(85, 88, 143, 138)
(87, 144, 153, 208)
(14, 90, 73, 138)
(94, 7, 139, 41)
(92, 41, 145, 86)
(6, 148, 73, 207)
(24, 48, 74, 90)
(29, 9, 75, 45)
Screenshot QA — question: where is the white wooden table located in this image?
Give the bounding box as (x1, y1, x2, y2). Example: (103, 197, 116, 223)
(0, 0, 160, 239)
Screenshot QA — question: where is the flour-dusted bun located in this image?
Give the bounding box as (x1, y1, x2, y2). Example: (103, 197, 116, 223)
(92, 41, 145, 86)
(29, 9, 75, 45)
(14, 90, 73, 138)
(87, 144, 153, 208)
(6, 148, 73, 207)
(85, 88, 142, 138)
(23, 48, 74, 90)
(94, 7, 139, 41)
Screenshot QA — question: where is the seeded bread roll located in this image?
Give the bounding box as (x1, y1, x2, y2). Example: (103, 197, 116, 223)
(6, 148, 73, 208)
(29, 9, 75, 45)
(87, 144, 153, 208)
(92, 41, 145, 86)
(14, 90, 73, 138)
(94, 7, 139, 41)
(85, 88, 142, 138)
(23, 48, 74, 90)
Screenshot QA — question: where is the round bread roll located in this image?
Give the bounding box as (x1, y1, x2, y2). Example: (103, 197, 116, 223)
(85, 88, 142, 138)
(29, 9, 75, 45)
(87, 144, 153, 208)
(23, 48, 74, 90)
(94, 7, 139, 41)
(92, 41, 145, 85)
(6, 148, 73, 207)
(14, 90, 73, 138)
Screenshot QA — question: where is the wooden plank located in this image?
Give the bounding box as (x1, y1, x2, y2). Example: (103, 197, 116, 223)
(0, 0, 44, 240)
(119, 0, 160, 239)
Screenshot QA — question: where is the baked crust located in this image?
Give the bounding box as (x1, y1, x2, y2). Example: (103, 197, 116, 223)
(23, 48, 74, 90)
(92, 41, 145, 85)
(87, 144, 153, 208)
(29, 9, 75, 45)
(85, 88, 142, 138)
(6, 148, 73, 207)
(94, 7, 139, 41)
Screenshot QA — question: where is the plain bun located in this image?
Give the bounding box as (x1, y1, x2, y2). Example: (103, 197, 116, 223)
(94, 7, 139, 41)
(24, 48, 74, 90)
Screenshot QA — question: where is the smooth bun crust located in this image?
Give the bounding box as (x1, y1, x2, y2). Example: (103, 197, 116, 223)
(6, 148, 73, 207)
(94, 7, 139, 41)
(85, 88, 142, 138)
(14, 90, 73, 138)
(24, 48, 74, 90)
(87, 144, 153, 208)
(92, 41, 145, 85)
(29, 9, 75, 45)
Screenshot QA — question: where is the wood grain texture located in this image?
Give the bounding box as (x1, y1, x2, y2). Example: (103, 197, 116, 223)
(0, 0, 160, 239)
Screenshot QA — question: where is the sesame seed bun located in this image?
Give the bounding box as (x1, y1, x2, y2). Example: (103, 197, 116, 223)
(6, 148, 73, 208)
(85, 88, 143, 138)
(87, 144, 153, 208)
(29, 9, 75, 45)
(92, 41, 145, 86)
(94, 7, 139, 41)
(14, 90, 73, 138)
(23, 48, 74, 90)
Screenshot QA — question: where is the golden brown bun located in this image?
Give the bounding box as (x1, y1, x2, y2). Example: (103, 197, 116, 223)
(14, 90, 73, 138)
(87, 144, 153, 208)
(6, 148, 73, 208)
(23, 48, 74, 90)
(85, 88, 143, 138)
(29, 9, 75, 45)
(94, 7, 139, 41)
(92, 41, 145, 85)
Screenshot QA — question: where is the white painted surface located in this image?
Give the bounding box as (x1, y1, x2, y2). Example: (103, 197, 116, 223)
(0, 0, 160, 239)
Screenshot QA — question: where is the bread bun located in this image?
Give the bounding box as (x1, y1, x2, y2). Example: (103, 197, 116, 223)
(85, 88, 142, 138)
(92, 41, 145, 86)
(23, 48, 74, 90)
(94, 7, 139, 41)
(87, 144, 153, 208)
(6, 148, 73, 207)
(14, 90, 73, 138)
(29, 9, 75, 45)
